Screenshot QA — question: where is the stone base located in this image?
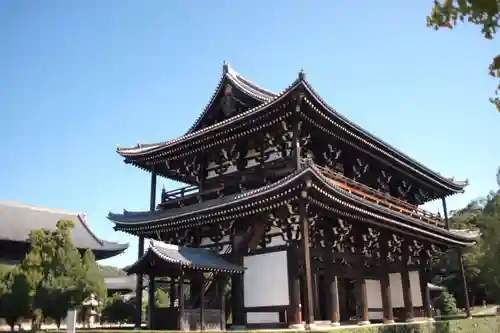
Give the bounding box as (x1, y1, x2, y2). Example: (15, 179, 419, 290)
(230, 325, 248, 331)
(405, 318, 415, 323)
(330, 322, 341, 327)
(427, 318, 436, 323)
(383, 319, 396, 324)
(288, 323, 305, 330)
(357, 320, 371, 326)
(304, 323, 317, 330)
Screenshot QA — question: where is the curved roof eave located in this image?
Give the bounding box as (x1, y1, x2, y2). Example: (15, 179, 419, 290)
(109, 164, 476, 247)
(115, 77, 302, 159)
(299, 80, 468, 192)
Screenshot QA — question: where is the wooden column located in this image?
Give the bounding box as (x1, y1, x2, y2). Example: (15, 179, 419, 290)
(178, 271, 185, 330)
(419, 259, 433, 321)
(287, 244, 302, 327)
(135, 164, 157, 328)
(199, 273, 205, 331)
(324, 223, 340, 326)
(379, 235, 394, 324)
(170, 278, 177, 307)
(443, 197, 471, 318)
(401, 246, 414, 322)
(217, 275, 227, 331)
(354, 227, 369, 325)
(148, 275, 156, 329)
(231, 231, 246, 328)
(312, 273, 320, 319)
(299, 195, 315, 327)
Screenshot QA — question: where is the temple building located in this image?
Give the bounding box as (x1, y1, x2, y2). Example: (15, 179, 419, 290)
(0, 200, 128, 263)
(108, 63, 478, 330)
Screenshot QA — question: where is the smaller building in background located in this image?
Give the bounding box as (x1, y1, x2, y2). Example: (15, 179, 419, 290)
(0, 200, 128, 264)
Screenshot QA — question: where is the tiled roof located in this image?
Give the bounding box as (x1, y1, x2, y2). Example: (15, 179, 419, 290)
(0, 201, 128, 259)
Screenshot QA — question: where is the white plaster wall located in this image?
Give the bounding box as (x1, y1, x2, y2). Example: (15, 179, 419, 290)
(246, 312, 280, 324)
(366, 279, 382, 309)
(243, 251, 289, 307)
(409, 271, 423, 307)
(389, 273, 404, 308)
(368, 311, 384, 321)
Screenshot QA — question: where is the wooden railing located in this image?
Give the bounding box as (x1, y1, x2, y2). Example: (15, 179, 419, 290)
(313, 164, 445, 227)
(161, 185, 199, 202)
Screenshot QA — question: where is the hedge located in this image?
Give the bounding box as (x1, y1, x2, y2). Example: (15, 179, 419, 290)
(46, 316, 499, 333)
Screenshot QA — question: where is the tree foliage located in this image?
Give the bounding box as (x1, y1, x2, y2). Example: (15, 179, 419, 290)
(427, 0, 500, 111)
(100, 294, 135, 324)
(0, 219, 107, 329)
(431, 167, 500, 307)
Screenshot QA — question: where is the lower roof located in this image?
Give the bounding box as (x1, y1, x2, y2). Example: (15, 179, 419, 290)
(125, 240, 244, 275)
(109, 163, 478, 248)
(0, 201, 128, 260)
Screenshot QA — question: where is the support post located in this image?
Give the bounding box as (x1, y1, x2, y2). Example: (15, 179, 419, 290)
(148, 275, 156, 329)
(231, 230, 246, 329)
(419, 259, 433, 321)
(135, 164, 157, 328)
(299, 195, 314, 328)
(324, 221, 340, 326)
(217, 275, 227, 331)
(287, 244, 302, 328)
(178, 271, 185, 330)
(292, 91, 303, 170)
(199, 273, 205, 331)
(379, 234, 394, 324)
(354, 227, 369, 325)
(443, 197, 471, 318)
(170, 278, 177, 307)
(401, 263, 414, 321)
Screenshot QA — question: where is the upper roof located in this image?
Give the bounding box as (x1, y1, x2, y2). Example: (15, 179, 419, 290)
(125, 240, 244, 276)
(108, 161, 478, 248)
(0, 200, 128, 260)
(116, 63, 468, 194)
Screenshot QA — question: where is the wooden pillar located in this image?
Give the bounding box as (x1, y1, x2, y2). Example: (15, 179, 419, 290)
(443, 197, 471, 318)
(170, 278, 177, 307)
(231, 232, 246, 328)
(354, 227, 369, 325)
(199, 273, 205, 331)
(324, 223, 340, 326)
(457, 248, 472, 318)
(178, 271, 185, 330)
(217, 275, 227, 330)
(401, 246, 414, 322)
(379, 235, 394, 324)
(419, 258, 433, 321)
(299, 195, 315, 327)
(292, 90, 303, 170)
(135, 164, 157, 328)
(147, 275, 156, 329)
(312, 273, 320, 319)
(287, 243, 302, 327)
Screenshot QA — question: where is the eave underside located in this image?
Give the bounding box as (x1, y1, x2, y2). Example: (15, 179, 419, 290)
(109, 166, 477, 248)
(116, 79, 466, 196)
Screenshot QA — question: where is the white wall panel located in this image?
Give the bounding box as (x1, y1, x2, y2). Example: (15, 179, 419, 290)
(409, 271, 423, 307)
(246, 312, 280, 324)
(366, 279, 382, 309)
(243, 251, 289, 307)
(389, 273, 404, 308)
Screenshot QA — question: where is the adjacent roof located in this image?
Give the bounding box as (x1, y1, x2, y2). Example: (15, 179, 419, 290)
(116, 63, 467, 196)
(104, 276, 136, 292)
(0, 201, 128, 260)
(124, 240, 244, 275)
(108, 162, 478, 248)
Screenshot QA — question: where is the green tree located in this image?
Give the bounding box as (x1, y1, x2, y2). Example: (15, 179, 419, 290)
(101, 294, 135, 325)
(0, 268, 31, 330)
(427, 0, 500, 111)
(436, 290, 459, 315)
(20, 220, 91, 328)
(81, 249, 107, 302)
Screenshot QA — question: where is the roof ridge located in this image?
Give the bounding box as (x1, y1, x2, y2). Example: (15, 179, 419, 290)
(0, 200, 80, 215)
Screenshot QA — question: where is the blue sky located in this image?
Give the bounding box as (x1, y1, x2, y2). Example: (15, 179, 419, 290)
(0, 1, 498, 268)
